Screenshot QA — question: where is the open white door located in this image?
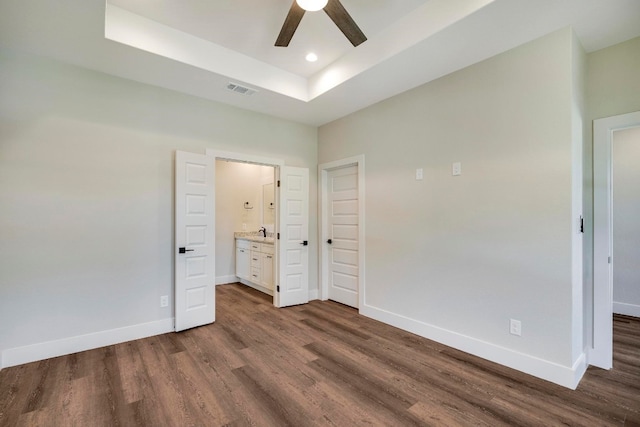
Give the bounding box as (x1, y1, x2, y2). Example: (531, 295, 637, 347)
(175, 151, 215, 331)
(277, 166, 309, 307)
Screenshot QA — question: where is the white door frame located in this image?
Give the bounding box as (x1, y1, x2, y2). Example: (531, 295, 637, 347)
(319, 155, 365, 309)
(205, 149, 285, 307)
(592, 111, 640, 369)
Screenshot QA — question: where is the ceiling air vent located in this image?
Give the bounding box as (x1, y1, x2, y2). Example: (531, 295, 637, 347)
(226, 82, 257, 96)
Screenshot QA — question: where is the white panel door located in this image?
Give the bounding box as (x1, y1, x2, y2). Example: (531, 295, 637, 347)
(327, 165, 359, 308)
(277, 166, 309, 307)
(175, 151, 215, 332)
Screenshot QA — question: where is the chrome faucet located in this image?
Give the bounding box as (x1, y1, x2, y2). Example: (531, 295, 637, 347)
(259, 226, 266, 237)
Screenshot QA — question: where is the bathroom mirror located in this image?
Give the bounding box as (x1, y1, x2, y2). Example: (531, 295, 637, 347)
(262, 182, 275, 226)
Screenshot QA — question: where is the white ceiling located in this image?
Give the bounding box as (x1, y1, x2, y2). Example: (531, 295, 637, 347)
(108, 0, 430, 78)
(1, 0, 640, 126)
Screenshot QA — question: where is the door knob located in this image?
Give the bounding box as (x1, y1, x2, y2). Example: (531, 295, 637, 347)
(300, 240, 308, 246)
(178, 247, 194, 254)
(327, 239, 332, 244)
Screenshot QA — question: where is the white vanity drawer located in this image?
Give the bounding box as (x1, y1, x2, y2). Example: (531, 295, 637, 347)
(236, 239, 250, 249)
(261, 243, 274, 255)
(250, 267, 260, 282)
(250, 252, 261, 268)
(250, 242, 261, 251)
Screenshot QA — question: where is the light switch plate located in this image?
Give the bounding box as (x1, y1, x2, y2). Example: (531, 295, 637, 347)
(416, 168, 423, 180)
(452, 162, 462, 176)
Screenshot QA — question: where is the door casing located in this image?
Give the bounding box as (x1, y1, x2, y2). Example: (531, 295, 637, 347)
(592, 111, 640, 368)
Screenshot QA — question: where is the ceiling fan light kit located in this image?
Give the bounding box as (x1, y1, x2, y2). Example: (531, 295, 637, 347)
(296, 0, 328, 12)
(276, 0, 367, 47)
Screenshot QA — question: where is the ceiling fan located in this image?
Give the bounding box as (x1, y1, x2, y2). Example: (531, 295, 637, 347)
(275, 0, 367, 47)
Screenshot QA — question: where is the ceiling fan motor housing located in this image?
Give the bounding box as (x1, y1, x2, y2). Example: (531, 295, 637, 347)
(296, 0, 328, 12)
(276, 0, 367, 47)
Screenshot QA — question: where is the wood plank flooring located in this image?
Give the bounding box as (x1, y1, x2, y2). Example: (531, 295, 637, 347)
(1, 283, 639, 426)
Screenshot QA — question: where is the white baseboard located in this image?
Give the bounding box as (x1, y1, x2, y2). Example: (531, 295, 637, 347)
(360, 303, 586, 390)
(309, 289, 319, 300)
(238, 279, 274, 296)
(1, 318, 174, 370)
(613, 301, 640, 318)
(216, 275, 239, 285)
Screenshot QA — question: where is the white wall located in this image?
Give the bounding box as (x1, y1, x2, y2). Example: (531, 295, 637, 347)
(0, 49, 317, 366)
(587, 36, 640, 121)
(319, 28, 582, 386)
(612, 126, 640, 317)
(571, 31, 586, 363)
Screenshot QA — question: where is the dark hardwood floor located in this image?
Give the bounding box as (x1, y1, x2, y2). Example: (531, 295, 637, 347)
(1, 283, 639, 426)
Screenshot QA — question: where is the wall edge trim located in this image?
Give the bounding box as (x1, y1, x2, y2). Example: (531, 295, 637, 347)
(216, 275, 239, 285)
(360, 303, 586, 389)
(1, 318, 174, 370)
(613, 302, 640, 318)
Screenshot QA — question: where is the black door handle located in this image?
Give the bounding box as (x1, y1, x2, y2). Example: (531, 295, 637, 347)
(327, 239, 332, 244)
(300, 240, 308, 246)
(178, 247, 195, 254)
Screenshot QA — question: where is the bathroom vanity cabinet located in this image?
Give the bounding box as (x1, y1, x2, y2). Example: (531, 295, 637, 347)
(236, 238, 274, 295)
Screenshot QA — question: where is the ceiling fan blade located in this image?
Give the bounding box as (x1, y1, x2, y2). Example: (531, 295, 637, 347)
(275, 1, 306, 47)
(323, 0, 367, 47)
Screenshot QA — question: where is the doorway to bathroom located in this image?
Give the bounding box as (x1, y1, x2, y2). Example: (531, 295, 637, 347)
(215, 159, 277, 296)
(206, 149, 310, 310)
(175, 149, 310, 331)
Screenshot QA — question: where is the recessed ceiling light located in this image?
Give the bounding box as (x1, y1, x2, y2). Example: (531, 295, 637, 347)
(296, 0, 328, 12)
(305, 52, 318, 62)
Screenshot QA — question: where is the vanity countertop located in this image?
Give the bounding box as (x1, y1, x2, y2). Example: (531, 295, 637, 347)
(235, 232, 274, 244)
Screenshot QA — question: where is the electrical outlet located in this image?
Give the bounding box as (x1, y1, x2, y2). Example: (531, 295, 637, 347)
(510, 319, 522, 336)
(416, 168, 423, 180)
(160, 295, 169, 308)
(452, 162, 462, 176)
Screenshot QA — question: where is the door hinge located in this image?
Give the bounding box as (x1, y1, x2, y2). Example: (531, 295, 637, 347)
(608, 256, 611, 264)
(277, 180, 280, 187)
(277, 233, 280, 240)
(276, 285, 280, 292)
(579, 216, 584, 233)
